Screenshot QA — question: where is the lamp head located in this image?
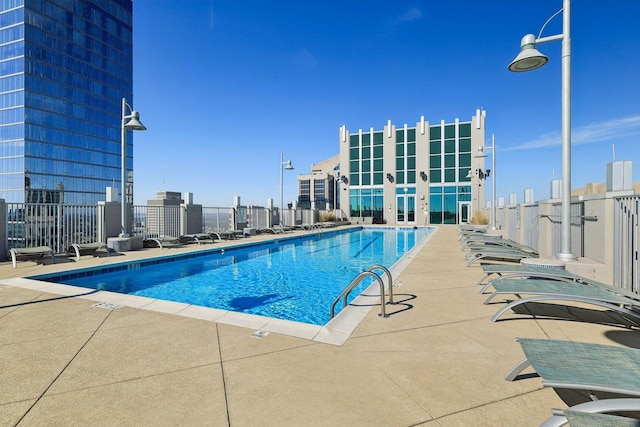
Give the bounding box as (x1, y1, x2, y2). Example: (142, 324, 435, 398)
(284, 160, 294, 170)
(124, 111, 147, 130)
(508, 34, 548, 72)
(474, 146, 488, 159)
(465, 170, 473, 179)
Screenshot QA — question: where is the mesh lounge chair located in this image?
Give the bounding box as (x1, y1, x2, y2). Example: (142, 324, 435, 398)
(8, 246, 55, 268)
(67, 242, 109, 261)
(505, 339, 640, 427)
(465, 247, 538, 267)
(476, 264, 581, 288)
(562, 410, 640, 427)
(180, 233, 215, 245)
(484, 278, 640, 324)
(143, 236, 182, 250)
(461, 235, 538, 255)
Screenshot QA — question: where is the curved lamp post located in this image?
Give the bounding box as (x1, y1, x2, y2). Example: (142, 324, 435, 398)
(120, 97, 147, 237)
(279, 153, 294, 226)
(475, 134, 496, 230)
(508, 0, 575, 261)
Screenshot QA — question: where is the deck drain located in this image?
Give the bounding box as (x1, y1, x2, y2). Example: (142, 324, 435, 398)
(251, 330, 270, 339)
(93, 302, 122, 310)
(393, 280, 402, 287)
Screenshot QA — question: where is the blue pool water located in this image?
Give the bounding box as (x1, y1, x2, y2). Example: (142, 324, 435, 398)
(32, 227, 433, 325)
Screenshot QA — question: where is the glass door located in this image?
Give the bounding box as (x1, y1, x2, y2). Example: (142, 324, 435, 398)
(458, 202, 471, 224)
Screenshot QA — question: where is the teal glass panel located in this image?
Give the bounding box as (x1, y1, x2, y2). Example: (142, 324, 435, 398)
(407, 142, 415, 156)
(361, 147, 370, 158)
(443, 193, 457, 224)
(407, 128, 415, 142)
(429, 126, 441, 140)
(444, 125, 455, 139)
(429, 194, 442, 224)
(459, 123, 471, 138)
(362, 133, 370, 146)
(349, 173, 359, 185)
(373, 145, 383, 158)
(458, 152, 471, 167)
(361, 173, 371, 185)
(429, 155, 440, 168)
(431, 186, 443, 194)
(396, 157, 404, 170)
(460, 168, 471, 182)
(444, 140, 456, 153)
(458, 185, 471, 193)
(349, 147, 359, 160)
(373, 132, 383, 145)
(373, 172, 383, 184)
(459, 138, 471, 152)
(444, 154, 455, 167)
(407, 171, 415, 184)
(350, 134, 359, 147)
(373, 159, 383, 171)
(444, 186, 457, 193)
(430, 169, 441, 183)
(396, 130, 405, 142)
(407, 157, 416, 169)
(429, 141, 441, 154)
(444, 169, 456, 182)
(396, 172, 404, 184)
(350, 160, 359, 172)
(362, 160, 370, 172)
(396, 143, 404, 156)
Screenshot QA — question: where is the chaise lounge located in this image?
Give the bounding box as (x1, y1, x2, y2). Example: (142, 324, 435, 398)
(484, 278, 640, 324)
(505, 338, 640, 426)
(67, 242, 109, 261)
(143, 236, 182, 250)
(9, 246, 55, 268)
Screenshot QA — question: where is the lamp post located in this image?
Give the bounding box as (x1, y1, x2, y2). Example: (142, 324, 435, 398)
(120, 97, 147, 237)
(475, 134, 496, 230)
(279, 153, 294, 226)
(508, 0, 575, 261)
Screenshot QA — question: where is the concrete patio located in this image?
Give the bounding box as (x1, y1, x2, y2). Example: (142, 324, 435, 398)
(1, 225, 638, 426)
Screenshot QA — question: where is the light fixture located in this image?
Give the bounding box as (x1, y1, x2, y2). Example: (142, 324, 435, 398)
(386, 173, 394, 183)
(280, 153, 294, 226)
(508, 0, 575, 260)
(419, 171, 428, 181)
(340, 175, 349, 184)
(120, 97, 146, 237)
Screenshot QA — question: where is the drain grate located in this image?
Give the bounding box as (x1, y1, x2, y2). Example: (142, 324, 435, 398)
(92, 302, 122, 310)
(251, 330, 270, 339)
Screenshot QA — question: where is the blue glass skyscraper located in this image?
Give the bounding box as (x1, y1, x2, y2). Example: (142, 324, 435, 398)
(0, 0, 134, 204)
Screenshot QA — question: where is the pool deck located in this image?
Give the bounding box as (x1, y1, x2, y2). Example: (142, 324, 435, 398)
(1, 225, 638, 426)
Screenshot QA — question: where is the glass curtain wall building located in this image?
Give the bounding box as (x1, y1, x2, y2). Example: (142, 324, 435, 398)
(0, 0, 134, 204)
(339, 110, 487, 225)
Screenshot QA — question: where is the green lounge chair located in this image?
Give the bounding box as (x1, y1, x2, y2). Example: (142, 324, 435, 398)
(476, 263, 581, 288)
(143, 236, 182, 250)
(67, 242, 109, 261)
(484, 279, 640, 324)
(563, 410, 640, 427)
(505, 339, 640, 427)
(9, 246, 55, 268)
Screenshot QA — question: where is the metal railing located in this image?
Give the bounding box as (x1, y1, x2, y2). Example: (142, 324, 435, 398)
(6, 203, 101, 253)
(614, 196, 639, 294)
(132, 205, 182, 239)
(330, 265, 393, 319)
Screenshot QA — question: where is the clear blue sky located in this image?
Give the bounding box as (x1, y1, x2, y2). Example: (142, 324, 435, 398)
(130, 1, 640, 207)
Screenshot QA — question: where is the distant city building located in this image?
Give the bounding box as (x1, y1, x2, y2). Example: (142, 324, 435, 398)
(0, 0, 135, 204)
(297, 154, 339, 210)
(145, 191, 184, 237)
(337, 110, 488, 225)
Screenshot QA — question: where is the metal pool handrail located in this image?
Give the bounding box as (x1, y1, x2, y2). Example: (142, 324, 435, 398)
(330, 264, 393, 319)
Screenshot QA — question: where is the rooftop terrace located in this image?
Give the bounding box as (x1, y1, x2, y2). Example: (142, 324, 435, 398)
(1, 225, 638, 426)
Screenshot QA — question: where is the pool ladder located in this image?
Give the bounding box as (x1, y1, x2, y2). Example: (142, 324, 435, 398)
(330, 265, 394, 319)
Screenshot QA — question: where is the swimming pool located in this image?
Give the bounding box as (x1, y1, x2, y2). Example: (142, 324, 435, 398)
(31, 227, 433, 326)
